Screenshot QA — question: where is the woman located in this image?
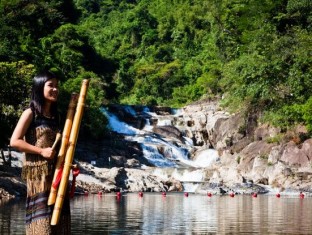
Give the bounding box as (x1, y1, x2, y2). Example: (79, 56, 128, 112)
(10, 71, 70, 234)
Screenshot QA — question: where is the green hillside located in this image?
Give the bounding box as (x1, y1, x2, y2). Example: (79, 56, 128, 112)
(0, 0, 311, 145)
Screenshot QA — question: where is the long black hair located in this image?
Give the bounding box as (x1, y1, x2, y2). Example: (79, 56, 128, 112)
(29, 70, 58, 118)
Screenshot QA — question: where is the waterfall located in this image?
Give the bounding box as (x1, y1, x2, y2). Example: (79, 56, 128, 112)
(101, 106, 219, 168)
(141, 144, 176, 167)
(101, 107, 141, 135)
(101, 105, 219, 192)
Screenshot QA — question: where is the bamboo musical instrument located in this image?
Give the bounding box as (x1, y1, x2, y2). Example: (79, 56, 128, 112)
(51, 132, 62, 150)
(51, 79, 89, 225)
(48, 93, 78, 206)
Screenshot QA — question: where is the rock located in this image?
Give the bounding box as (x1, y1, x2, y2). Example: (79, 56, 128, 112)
(237, 141, 274, 174)
(181, 101, 231, 147)
(0, 157, 26, 199)
(125, 158, 141, 168)
(254, 124, 281, 141)
(153, 125, 183, 141)
(167, 178, 183, 192)
(150, 106, 172, 115)
(268, 146, 281, 164)
(255, 178, 268, 185)
(0, 174, 26, 198)
(125, 168, 166, 192)
(111, 156, 127, 167)
(280, 140, 312, 167)
(211, 113, 245, 150)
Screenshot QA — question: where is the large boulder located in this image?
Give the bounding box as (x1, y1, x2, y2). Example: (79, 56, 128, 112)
(153, 125, 183, 141)
(280, 139, 312, 168)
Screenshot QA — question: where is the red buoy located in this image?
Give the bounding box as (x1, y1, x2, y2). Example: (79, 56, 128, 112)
(184, 192, 189, 197)
(229, 192, 235, 197)
(84, 191, 89, 196)
(252, 192, 258, 198)
(300, 192, 305, 199)
(162, 192, 166, 197)
(139, 192, 143, 197)
(98, 191, 103, 196)
(116, 192, 121, 197)
(276, 193, 281, 198)
(207, 192, 212, 197)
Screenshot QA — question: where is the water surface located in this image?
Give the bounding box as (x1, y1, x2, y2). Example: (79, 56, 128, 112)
(1, 193, 311, 234)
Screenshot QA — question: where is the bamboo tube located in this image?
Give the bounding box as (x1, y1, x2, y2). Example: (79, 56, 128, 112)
(48, 93, 78, 206)
(51, 79, 89, 225)
(51, 132, 62, 151)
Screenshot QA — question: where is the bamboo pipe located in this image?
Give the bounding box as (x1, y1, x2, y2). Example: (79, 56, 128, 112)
(51, 132, 62, 150)
(51, 79, 89, 225)
(48, 93, 78, 206)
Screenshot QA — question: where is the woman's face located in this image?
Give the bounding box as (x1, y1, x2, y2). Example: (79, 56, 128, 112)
(44, 78, 59, 103)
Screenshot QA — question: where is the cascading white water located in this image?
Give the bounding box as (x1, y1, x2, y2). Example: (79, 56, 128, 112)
(101, 105, 219, 192)
(141, 144, 176, 167)
(101, 107, 142, 135)
(192, 149, 219, 167)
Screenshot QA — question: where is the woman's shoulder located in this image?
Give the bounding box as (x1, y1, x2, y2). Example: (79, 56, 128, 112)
(22, 108, 34, 117)
(20, 108, 34, 122)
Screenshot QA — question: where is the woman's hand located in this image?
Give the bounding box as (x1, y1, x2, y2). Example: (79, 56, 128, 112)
(40, 147, 57, 159)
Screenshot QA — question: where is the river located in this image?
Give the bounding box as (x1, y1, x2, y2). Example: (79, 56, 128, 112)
(1, 193, 311, 234)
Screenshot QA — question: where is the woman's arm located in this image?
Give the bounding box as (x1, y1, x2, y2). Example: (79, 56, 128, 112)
(10, 108, 56, 159)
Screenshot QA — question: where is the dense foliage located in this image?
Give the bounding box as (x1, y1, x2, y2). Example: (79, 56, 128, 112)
(0, 0, 311, 146)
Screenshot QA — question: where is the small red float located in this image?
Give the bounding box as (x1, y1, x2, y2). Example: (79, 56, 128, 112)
(207, 192, 212, 197)
(229, 192, 235, 197)
(300, 192, 305, 199)
(162, 192, 166, 197)
(98, 191, 102, 196)
(252, 192, 257, 198)
(184, 192, 189, 197)
(139, 192, 143, 197)
(276, 193, 281, 198)
(116, 192, 121, 197)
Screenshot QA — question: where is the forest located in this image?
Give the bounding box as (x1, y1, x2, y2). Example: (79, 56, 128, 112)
(0, 0, 311, 147)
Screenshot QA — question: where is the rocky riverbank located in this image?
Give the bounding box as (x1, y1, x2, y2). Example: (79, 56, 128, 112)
(0, 157, 26, 199)
(0, 151, 271, 200)
(0, 145, 311, 201)
(1, 99, 312, 200)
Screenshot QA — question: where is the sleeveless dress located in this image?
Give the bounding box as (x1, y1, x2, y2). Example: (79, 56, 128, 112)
(22, 112, 71, 235)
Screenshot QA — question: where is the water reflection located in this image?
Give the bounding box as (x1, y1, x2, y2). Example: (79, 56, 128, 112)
(1, 194, 312, 234)
(0, 199, 25, 235)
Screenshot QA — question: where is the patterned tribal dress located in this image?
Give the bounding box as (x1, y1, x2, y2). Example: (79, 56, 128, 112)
(22, 112, 71, 235)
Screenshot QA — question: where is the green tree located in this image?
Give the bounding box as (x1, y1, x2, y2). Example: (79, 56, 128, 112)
(61, 71, 108, 139)
(0, 61, 35, 146)
(0, 0, 70, 61)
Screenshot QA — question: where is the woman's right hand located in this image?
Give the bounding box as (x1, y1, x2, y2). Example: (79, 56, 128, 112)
(40, 147, 56, 159)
